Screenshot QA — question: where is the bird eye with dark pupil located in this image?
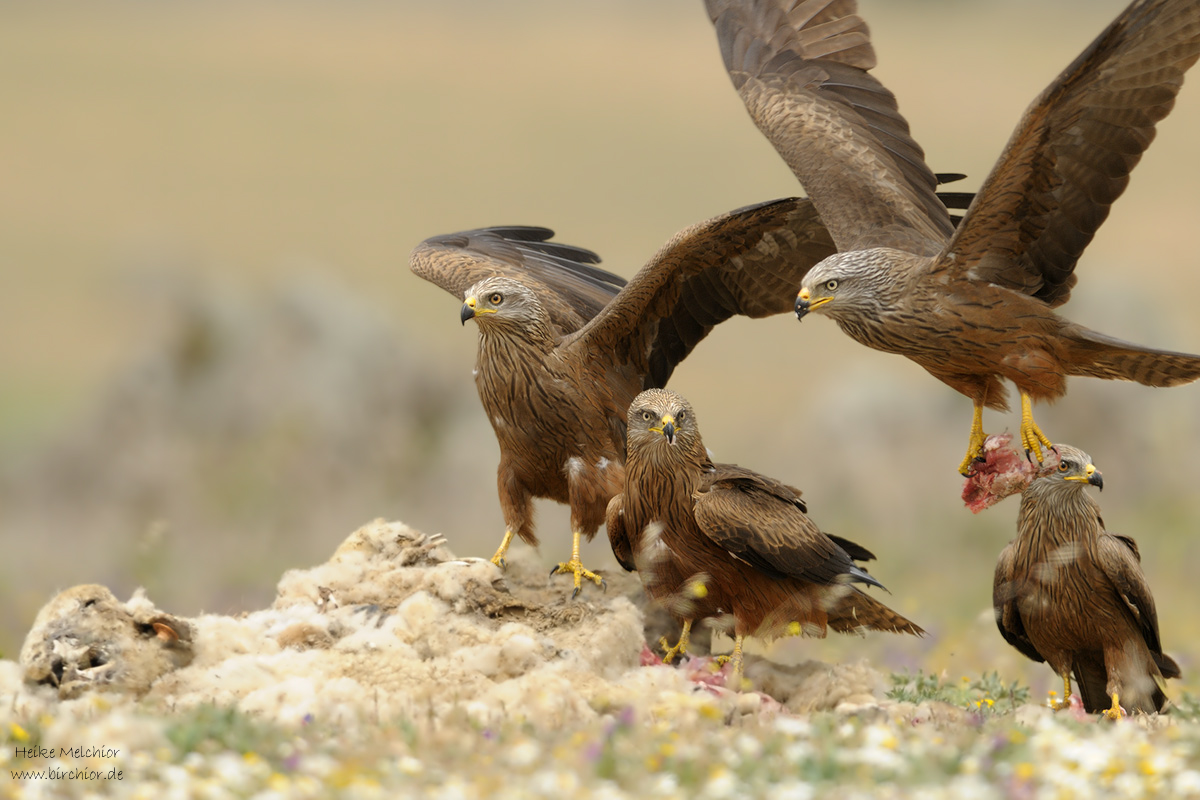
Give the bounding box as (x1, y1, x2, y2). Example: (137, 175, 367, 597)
(641, 411, 653, 421)
(825, 279, 838, 291)
(1058, 461, 1070, 472)
(489, 293, 503, 304)
(676, 411, 686, 421)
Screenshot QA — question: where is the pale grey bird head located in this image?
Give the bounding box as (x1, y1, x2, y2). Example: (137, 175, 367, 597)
(460, 276, 550, 336)
(1035, 444, 1104, 492)
(795, 249, 908, 322)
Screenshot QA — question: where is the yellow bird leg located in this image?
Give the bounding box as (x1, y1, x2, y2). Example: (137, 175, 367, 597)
(1102, 692, 1125, 720)
(490, 530, 515, 569)
(550, 531, 606, 598)
(957, 401, 988, 476)
(1048, 673, 1072, 710)
(659, 620, 692, 664)
(1019, 392, 1053, 462)
(714, 635, 747, 690)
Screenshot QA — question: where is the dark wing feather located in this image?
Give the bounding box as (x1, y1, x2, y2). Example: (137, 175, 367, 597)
(1095, 532, 1170, 663)
(825, 534, 875, 563)
(937, 0, 1200, 305)
(701, 461, 807, 513)
(563, 197, 834, 390)
(1111, 532, 1141, 562)
(604, 493, 637, 573)
(691, 462, 864, 586)
(706, 0, 952, 254)
(1071, 657, 1113, 714)
(993, 542, 1046, 664)
(410, 226, 624, 336)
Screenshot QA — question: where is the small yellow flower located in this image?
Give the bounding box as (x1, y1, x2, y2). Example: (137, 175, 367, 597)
(689, 580, 708, 599)
(9, 723, 29, 742)
(268, 773, 290, 791)
(1015, 763, 1034, 780)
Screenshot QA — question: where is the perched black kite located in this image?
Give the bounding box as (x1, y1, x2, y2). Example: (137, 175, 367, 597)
(607, 388, 922, 684)
(993, 444, 1180, 716)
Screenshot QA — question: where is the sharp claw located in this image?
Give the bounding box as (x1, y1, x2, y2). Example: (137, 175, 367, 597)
(571, 586, 581, 601)
(549, 565, 561, 579)
(600, 578, 607, 593)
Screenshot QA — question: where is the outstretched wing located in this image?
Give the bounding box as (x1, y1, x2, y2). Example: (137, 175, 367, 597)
(937, 0, 1200, 305)
(692, 462, 872, 587)
(993, 542, 1046, 664)
(410, 226, 625, 336)
(707, 0, 952, 255)
(564, 197, 834, 390)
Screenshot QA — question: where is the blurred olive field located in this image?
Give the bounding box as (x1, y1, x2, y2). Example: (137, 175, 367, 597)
(1, 0, 1198, 702)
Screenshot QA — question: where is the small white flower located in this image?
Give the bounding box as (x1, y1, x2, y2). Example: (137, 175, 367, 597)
(773, 716, 812, 737)
(1173, 770, 1200, 796)
(504, 739, 541, 769)
(704, 767, 738, 799)
(651, 773, 680, 795)
(766, 781, 814, 800)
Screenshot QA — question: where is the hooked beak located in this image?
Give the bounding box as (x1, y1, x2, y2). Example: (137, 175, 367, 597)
(1064, 462, 1104, 491)
(794, 287, 831, 321)
(653, 413, 676, 445)
(461, 296, 477, 325)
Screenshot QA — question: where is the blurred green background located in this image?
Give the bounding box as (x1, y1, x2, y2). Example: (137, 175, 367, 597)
(2, 0, 1197, 699)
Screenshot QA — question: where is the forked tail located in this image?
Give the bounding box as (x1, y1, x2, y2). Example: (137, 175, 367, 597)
(827, 586, 925, 637)
(1066, 328, 1200, 387)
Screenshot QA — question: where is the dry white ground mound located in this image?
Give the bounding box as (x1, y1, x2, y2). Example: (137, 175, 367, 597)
(4, 519, 904, 732)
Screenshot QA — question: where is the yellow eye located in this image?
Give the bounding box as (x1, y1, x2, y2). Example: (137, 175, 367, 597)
(676, 411, 686, 422)
(825, 279, 838, 292)
(489, 292, 503, 305)
(1058, 461, 1069, 472)
(641, 410, 653, 422)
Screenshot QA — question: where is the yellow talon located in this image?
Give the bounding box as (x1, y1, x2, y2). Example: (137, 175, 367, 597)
(958, 401, 988, 476)
(715, 635, 747, 690)
(1102, 692, 1125, 720)
(659, 620, 692, 664)
(1019, 392, 1053, 463)
(490, 530, 515, 569)
(550, 532, 605, 598)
